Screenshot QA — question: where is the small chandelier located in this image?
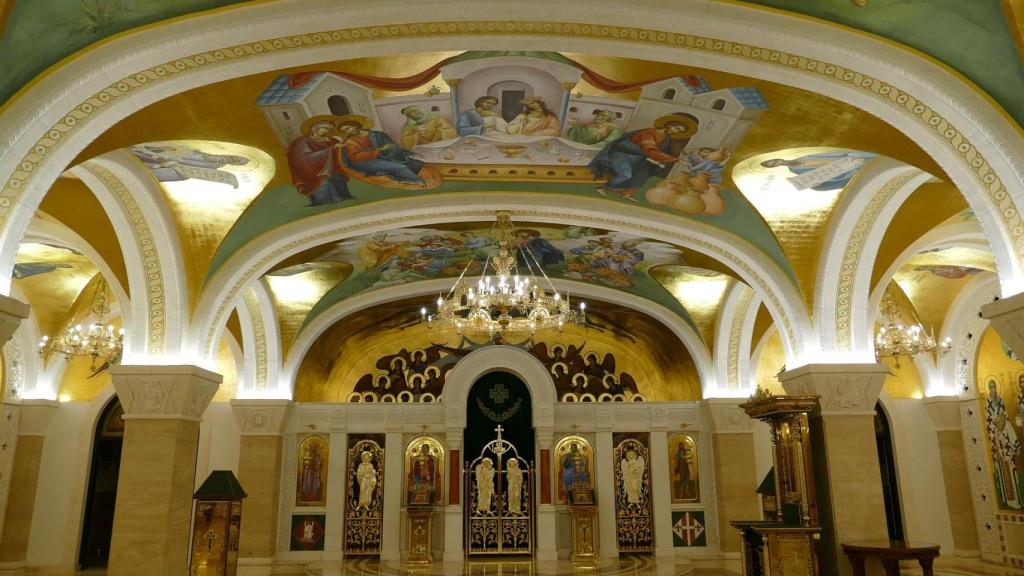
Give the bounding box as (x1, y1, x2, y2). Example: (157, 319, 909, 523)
(874, 288, 951, 368)
(39, 276, 124, 369)
(421, 211, 585, 340)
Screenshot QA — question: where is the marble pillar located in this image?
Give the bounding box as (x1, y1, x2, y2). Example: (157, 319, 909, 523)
(649, 426, 675, 557)
(535, 427, 557, 561)
(982, 292, 1024, 360)
(702, 399, 760, 558)
(107, 365, 221, 576)
(381, 425, 404, 560)
(231, 400, 293, 576)
(780, 363, 889, 576)
(322, 429, 348, 564)
(595, 408, 619, 558)
(924, 396, 981, 557)
(0, 400, 57, 575)
(442, 429, 463, 563)
(0, 294, 29, 549)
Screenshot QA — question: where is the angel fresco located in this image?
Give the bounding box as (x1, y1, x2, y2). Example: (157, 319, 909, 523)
(759, 150, 876, 191)
(620, 449, 646, 505)
(128, 144, 251, 189)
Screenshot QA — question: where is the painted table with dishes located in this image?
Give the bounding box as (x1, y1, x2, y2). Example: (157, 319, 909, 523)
(414, 135, 603, 182)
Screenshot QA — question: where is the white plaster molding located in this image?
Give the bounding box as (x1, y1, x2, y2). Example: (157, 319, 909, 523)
(16, 399, 58, 436)
(110, 364, 221, 421)
(280, 276, 715, 397)
(711, 282, 756, 397)
(923, 396, 963, 432)
(701, 398, 752, 434)
(778, 363, 888, 416)
(230, 398, 293, 435)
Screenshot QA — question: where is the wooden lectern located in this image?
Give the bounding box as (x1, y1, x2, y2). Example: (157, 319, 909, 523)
(730, 388, 821, 576)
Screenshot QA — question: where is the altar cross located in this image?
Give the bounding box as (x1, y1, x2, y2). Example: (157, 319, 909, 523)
(495, 425, 504, 441)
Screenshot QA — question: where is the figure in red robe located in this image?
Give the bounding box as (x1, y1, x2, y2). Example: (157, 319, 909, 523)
(286, 116, 354, 206)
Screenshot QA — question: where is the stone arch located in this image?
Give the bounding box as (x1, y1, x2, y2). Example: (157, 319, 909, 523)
(282, 276, 716, 398)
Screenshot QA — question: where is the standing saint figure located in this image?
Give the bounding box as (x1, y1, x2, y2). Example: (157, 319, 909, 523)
(356, 451, 378, 509)
(987, 380, 1023, 508)
(299, 442, 323, 503)
(561, 442, 590, 496)
(620, 449, 646, 505)
(285, 116, 354, 206)
(506, 459, 524, 514)
(588, 113, 699, 201)
(475, 458, 496, 513)
(410, 442, 437, 492)
(506, 96, 561, 137)
(399, 106, 456, 148)
(673, 440, 694, 500)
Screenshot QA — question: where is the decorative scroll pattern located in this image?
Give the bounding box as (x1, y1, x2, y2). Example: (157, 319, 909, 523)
(465, 428, 532, 555)
(613, 434, 653, 552)
(242, 288, 268, 391)
(344, 437, 384, 555)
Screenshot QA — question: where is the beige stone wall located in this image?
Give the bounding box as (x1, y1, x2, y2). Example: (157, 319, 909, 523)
(935, 429, 980, 553)
(711, 432, 760, 553)
(237, 435, 283, 558)
(0, 435, 44, 562)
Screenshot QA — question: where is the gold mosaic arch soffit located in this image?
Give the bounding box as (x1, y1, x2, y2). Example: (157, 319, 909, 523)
(195, 206, 805, 364)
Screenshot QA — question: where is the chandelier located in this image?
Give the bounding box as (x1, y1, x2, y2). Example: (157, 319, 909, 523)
(874, 288, 951, 368)
(421, 211, 585, 340)
(39, 276, 124, 369)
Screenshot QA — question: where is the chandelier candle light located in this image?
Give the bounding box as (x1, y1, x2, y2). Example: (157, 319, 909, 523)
(422, 211, 585, 340)
(38, 277, 124, 370)
(874, 288, 951, 368)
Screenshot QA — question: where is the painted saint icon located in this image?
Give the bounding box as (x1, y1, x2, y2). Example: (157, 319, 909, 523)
(553, 435, 594, 504)
(295, 435, 328, 507)
(668, 433, 700, 503)
(404, 435, 444, 505)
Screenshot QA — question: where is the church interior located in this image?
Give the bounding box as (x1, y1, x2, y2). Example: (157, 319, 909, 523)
(0, 1, 1023, 575)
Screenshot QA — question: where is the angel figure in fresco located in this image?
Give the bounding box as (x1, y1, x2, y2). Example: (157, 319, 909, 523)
(129, 144, 251, 189)
(285, 116, 354, 206)
(400, 106, 457, 148)
(456, 96, 508, 136)
(620, 449, 645, 505)
(759, 150, 876, 191)
(506, 96, 561, 137)
(986, 379, 1022, 509)
(505, 459, 522, 514)
(475, 458, 496, 513)
(356, 451, 378, 509)
(566, 109, 623, 146)
(299, 441, 324, 503)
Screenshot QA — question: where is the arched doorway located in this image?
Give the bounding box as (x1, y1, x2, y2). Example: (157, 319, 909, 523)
(464, 371, 535, 555)
(78, 399, 123, 569)
(874, 402, 905, 541)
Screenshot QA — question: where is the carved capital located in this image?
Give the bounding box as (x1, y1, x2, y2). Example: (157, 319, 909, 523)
(17, 399, 58, 436)
(982, 292, 1024, 361)
(595, 406, 614, 431)
(649, 406, 668, 429)
(0, 295, 28, 345)
(111, 365, 221, 421)
(701, 398, 751, 433)
(230, 399, 293, 435)
(779, 363, 887, 416)
(923, 396, 966, 432)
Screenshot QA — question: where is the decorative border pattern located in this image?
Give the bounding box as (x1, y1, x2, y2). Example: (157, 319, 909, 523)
(727, 287, 754, 390)
(83, 163, 166, 356)
(243, 287, 268, 392)
(833, 169, 920, 352)
(0, 19, 1020, 277)
(199, 208, 803, 364)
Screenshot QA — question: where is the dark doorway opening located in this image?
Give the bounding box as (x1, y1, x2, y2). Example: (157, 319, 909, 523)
(327, 95, 351, 116)
(875, 402, 905, 540)
(78, 399, 124, 569)
(465, 371, 534, 465)
(500, 90, 526, 123)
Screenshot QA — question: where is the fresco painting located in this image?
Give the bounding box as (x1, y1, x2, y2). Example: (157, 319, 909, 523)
(294, 224, 693, 330)
(982, 372, 1024, 511)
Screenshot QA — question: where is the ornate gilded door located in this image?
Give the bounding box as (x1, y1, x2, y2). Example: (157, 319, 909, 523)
(465, 426, 533, 555)
(613, 434, 653, 552)
(344, 437, 385, 555)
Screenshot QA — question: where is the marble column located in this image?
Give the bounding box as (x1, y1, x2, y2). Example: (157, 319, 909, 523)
(0, 294, 30, 548)
(595, 406, 619, 558)
(380, 408, 404, 561)
(0, 400, 57, 575)
(107, 365, 221, 576)
(982, 292, 1024, 360)
(648, 420, 675, 557)
(779, 363, 889, 576)
(924, 396, 981, 557)
(535, 425, 557, 561)
(442, 429, 463, 563)
(702, 399, 760, 559)
(322, 419, 348, 566)
(231, 400, 293, 576)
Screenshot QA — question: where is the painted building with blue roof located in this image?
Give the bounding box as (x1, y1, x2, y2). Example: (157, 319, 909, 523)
(256, 72, 379, 148)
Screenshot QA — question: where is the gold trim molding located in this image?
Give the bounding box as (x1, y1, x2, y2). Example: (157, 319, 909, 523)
(243, 287, 269, 392)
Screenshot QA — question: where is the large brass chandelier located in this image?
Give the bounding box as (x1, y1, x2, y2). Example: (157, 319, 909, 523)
(874, 288, 950, 368)
(421, 211, 585, 340)
(39, 277, 124, 369)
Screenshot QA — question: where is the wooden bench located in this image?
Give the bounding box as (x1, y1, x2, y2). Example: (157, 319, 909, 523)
(841, 540, 940, 576)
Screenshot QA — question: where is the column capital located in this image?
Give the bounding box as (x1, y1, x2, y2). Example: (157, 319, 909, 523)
(17, 399, 57, 436)
(0, 295, 28, 345)
(701, 398, 752, 433)
(111, 365, 221, 421)
(230, 399, 293, 436)
(923, 395, 965, 431)
(982, 292, 1024, 360)
(779, 363, 888, 416)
